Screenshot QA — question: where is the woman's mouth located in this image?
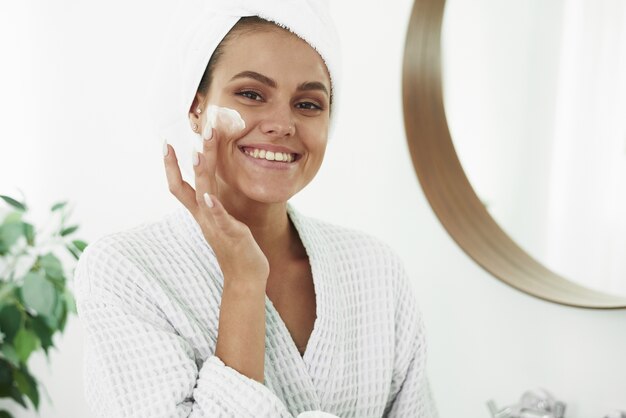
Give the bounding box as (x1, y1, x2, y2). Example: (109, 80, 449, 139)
(239, 146, 301, 164)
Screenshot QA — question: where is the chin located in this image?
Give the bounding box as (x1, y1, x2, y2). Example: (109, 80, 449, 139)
(242, 183, 301, 204)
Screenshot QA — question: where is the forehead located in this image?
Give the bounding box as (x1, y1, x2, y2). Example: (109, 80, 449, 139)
(215, 27, 331, 87)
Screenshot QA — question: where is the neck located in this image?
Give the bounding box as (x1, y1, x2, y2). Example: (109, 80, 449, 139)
(216, 186, 301, 265)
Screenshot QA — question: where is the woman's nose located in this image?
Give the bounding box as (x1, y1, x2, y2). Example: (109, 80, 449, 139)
(259, 105, 296, 138)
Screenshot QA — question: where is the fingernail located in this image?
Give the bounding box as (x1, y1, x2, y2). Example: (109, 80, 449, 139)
(204, 192, 214, 208)
(162, 139, 169, 157)
(192, 151, 200, 167)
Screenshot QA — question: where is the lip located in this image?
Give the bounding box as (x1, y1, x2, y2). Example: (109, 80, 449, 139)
(237, 146, 301, 170)
(237, 143, 301, 157)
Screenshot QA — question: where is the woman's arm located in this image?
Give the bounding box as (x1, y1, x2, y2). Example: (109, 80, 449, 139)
(164, 129, 271, 383)
(215, 275, 267, 383)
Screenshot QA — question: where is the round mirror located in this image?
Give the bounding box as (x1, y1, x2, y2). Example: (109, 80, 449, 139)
(441, 0, 626, 298)
(402, 0, 626, 308)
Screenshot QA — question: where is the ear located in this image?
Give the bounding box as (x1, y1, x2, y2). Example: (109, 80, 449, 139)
(188, 92, 206, 124)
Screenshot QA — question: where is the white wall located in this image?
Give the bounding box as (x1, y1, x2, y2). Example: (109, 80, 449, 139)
(1, 1, 625, 417)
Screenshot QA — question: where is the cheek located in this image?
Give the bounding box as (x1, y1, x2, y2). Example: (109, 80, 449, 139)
(213, 90, 250, 117)
(229, 106, 267, 131)
(210, 94, 259, 137)
(300, 122, 329, 152)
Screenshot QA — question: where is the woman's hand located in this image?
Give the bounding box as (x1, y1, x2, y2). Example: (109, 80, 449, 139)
(163, 129, 270, 285)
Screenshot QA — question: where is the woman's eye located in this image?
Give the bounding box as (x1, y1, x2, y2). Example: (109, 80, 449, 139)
(237, 91, 263, 101)
(296, 102, 322, 111)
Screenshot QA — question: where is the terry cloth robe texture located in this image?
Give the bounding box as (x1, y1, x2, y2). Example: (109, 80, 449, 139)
(74, 202, 438, 418)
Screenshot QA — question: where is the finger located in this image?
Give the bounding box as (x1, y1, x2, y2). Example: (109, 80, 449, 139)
(201, 127, 220, 195)
(204, 193, 239, 236)
(193, 147, 217, 217)
(163, 141, 199, 216)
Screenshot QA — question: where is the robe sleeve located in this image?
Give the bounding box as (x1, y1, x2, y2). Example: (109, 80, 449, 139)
(74, 242, 340, 418)
(382, 255, 439, 418)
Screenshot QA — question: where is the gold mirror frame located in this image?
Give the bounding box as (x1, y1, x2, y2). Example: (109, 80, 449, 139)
(402, 0, 626, 309)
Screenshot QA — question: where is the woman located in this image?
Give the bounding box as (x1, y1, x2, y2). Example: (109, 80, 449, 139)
(74, 1, 437, 417)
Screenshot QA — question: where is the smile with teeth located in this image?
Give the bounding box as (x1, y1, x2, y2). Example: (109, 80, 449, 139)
(242, 147, 297, 163)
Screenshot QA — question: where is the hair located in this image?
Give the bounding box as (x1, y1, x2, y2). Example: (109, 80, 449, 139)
(196, 17, 277, 96)
(196, 16, 333, 108)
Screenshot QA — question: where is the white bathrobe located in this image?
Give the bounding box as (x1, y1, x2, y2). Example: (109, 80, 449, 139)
(74, 203, 438, 417)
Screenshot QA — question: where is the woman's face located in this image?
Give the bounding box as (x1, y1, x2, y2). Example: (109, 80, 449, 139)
(192, 26, 331, 205)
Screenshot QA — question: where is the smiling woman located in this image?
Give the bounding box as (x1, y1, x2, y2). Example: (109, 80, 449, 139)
(188, 19, 331, 206)
(72, 1, 438, 417)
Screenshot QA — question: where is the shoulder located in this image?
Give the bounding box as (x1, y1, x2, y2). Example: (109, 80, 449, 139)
(289, 204, 409, 290)
(73, 208, 187, 300)
(296, 208, 402, 262)
(291, 208, 423, 313)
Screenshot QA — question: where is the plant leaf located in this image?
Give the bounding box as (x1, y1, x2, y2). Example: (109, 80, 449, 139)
(51, 297, 67, 332)
(39, 253, 64, 281)
(60, 225, 79, 237)
(8, 385, 27, 408)
(27, 315, 54, 354)
(46, 276, 66, 293)
(2, 212, 23, 224)
(0, 196, 26, 212)
(13, 365, 39, 410)
(0, 283, 17, 303)
(0, 222, 25, 250)
(50, 201, 67, 212)
(43, 315, 58, 331)
(0, 345, 20, 368)
(0, 304, 22, 343)
(66, 244, 81, 261)
(13, 328, 40, 363)
(22, 223, 35, 246)
(0, 409, 16, 418)
(0, 358, 12, 386)
(71, 240, 88, 252)
(19, 271, 58, 318)
(64, 289, 77, 314)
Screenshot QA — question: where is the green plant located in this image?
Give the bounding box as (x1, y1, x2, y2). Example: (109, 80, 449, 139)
(0, 193, 87, 417)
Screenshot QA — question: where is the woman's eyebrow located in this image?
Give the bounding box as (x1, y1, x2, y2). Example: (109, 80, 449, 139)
(230, 71, 329, 97)
(297, 81, 329, 97)
(230, 71, 277, 88)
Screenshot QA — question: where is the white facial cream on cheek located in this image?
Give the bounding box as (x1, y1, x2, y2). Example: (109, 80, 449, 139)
(201, 104, 246, 139)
